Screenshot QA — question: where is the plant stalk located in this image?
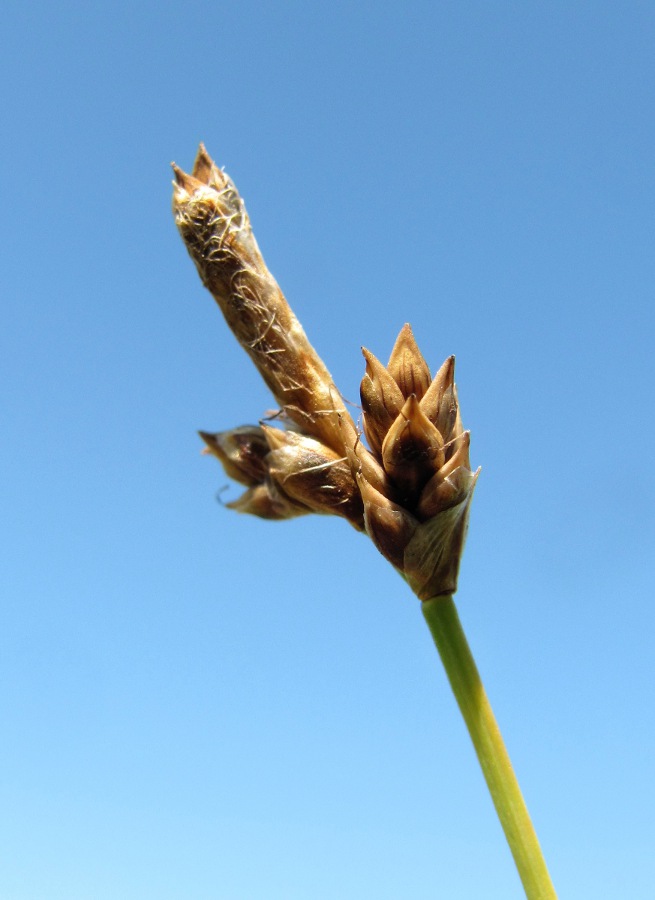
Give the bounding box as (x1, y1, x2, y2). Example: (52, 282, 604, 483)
(422, 594, 557, 900)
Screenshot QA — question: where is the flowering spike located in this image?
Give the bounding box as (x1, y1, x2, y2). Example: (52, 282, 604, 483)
(387, 324, 432, 400)
(356, 330, 477, 595)
(172, 147, 356, 455)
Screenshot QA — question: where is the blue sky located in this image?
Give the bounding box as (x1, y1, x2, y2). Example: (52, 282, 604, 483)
(2, 2, 654, 897)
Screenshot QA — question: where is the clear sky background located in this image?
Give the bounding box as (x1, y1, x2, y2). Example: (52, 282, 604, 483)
(2, 3, 654, 898)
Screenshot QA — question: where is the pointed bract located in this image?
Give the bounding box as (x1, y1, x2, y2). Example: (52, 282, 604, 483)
(172, 163, 205, 197)
(342, 421, 395, 498)
(227, 481, 310, 520)
(360, 347, 405, 455)
(381, 395, 446, 499)
(262, 425, 364, 528)
(439, 430, 471, 480)
(433, 385, 459, 445)
(417, 458, 476, 520)
(404, 478, 477, 599)
(191, 143, 217, 183)
(387, 324, 432, 400)
(357, 473, 418, 570)
(420, 355, 455, 423)
(199, 427, 270, 486)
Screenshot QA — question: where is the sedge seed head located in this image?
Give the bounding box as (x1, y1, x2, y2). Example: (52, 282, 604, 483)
(173, 150, 478, 598)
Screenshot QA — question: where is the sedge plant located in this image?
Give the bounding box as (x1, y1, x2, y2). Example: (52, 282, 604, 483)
(171, 145, 557, 899)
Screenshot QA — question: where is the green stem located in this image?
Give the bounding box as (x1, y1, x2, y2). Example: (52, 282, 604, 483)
(422, 594, 557, 900)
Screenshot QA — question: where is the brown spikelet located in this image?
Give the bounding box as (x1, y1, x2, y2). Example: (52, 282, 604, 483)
(172, 147, 356, 456)
(352, 325, 479, 596)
